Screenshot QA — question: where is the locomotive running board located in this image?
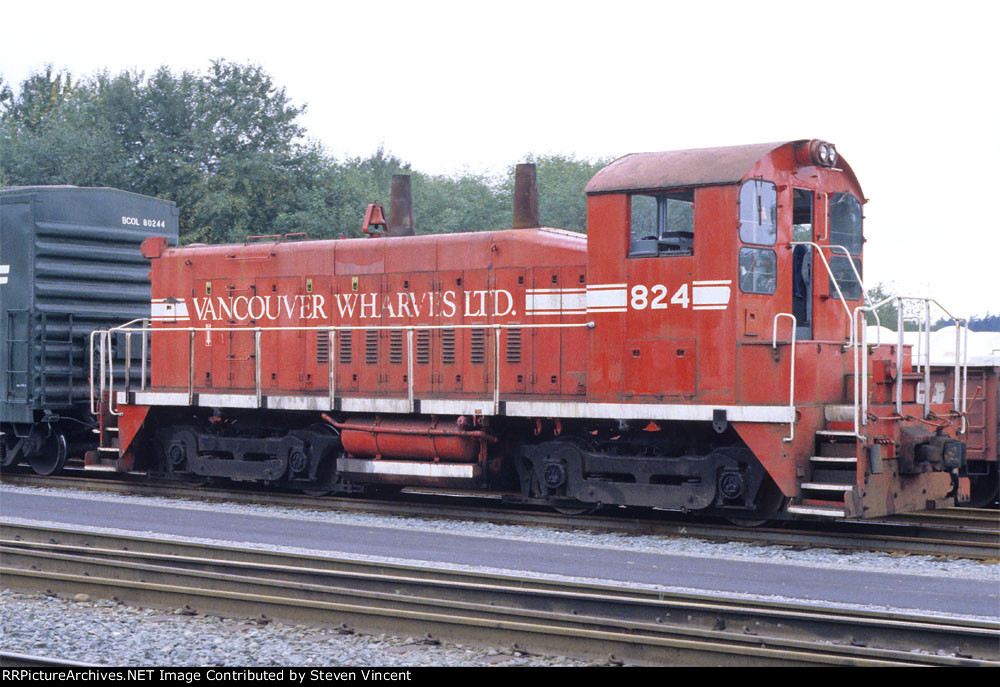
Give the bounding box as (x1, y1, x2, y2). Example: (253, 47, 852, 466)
(119, 391, 794, 424)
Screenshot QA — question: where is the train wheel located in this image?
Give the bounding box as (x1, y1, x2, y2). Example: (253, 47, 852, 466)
(0, 433, 15, 467)
(724, 515, 771, 528)
(551, 500, 601, 516)
(301, 461, 340, 497)
(29, 432, 68, 476)
(724, 478, 786, 527)
(300, 424, 342, 497)
(525, 468, 599, 516)
(154, 427, 208, 485)
(302, 485, 334, 497)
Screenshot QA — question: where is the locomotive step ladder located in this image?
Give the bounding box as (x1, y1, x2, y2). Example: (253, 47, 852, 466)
(84, 393, 121, 471)
(786, 425, 859, 519)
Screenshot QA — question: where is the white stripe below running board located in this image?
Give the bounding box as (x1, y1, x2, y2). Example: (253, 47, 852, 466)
(800, 482, 854, 491)
(816, 430, 858, 437)
(337, 457, 479, 479)
(809, 456, 857, 463)
(84, 465, 119, 471)
(786, 504, 845, 518)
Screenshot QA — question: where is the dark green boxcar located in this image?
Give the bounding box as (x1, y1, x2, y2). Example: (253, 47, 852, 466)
(1, 186, 178, 472)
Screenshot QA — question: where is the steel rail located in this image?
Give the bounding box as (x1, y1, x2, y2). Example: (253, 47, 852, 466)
(2, 526, 997, 667)
(0, 651, 105, 668)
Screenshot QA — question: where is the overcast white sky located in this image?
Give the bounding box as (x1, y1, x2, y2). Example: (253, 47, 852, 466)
(3, 0, 998, 316)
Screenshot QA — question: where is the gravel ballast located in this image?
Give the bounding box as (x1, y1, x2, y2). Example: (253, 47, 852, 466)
(0, 590, 598, 667)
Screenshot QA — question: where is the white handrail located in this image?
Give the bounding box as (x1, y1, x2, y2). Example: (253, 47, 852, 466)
(772, 313, 797, 443)
(824, 243, 881, 332)
(850, 296, 969, 427)
(93, 320, 597, 424)
(788, 241, 855, 346)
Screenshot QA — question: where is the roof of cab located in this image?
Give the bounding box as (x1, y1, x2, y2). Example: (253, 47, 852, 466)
(585, 140, 795, 194)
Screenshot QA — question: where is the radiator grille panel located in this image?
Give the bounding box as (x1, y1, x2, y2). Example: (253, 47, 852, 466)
(316, 332, 330, 364)
(389, 330, 403, 364)
(442, 329, 455, 365)
(365, 330, 378, 365)
(470, 328, 486, 364)
(506, 328, 521, 364)
(416, 330, 431, 364)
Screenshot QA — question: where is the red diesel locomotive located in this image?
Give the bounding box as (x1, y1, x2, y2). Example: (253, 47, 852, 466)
(90, 139, 976, 520)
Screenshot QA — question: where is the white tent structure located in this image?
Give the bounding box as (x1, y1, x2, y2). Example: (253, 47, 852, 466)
(866, 325, 1000, 368)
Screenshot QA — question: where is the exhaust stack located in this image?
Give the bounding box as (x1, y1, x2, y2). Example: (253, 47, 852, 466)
(387, 174, 415, 237)
(512, 163, 540, 229)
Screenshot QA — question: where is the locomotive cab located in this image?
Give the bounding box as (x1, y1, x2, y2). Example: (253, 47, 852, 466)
(581, 140, 967, 518)
(583, 139, 864, 405)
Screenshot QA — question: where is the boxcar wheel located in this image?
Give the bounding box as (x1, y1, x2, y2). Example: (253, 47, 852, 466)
(29, 432, 67, 476)
(0, 434, 15, 467)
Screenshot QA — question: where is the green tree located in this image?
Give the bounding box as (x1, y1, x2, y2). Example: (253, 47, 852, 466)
(1, 61, 611, 243)
(0, 65, 76, 131)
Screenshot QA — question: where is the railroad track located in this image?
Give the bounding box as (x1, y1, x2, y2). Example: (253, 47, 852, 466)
(2, 523, 997, 667)
(2, 470, 997, 560)
(0, 651, 103, 668)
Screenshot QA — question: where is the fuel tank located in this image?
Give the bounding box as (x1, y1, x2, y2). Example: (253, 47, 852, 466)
(333, 416, 483, 462)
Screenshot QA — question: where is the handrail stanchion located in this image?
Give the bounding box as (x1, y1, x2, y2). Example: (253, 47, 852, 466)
(896, 298, 904, 415)
(125, 331, 132, 393)
(254, 328, 262, 409)
(953, 319, 961, 419)
(772, 313, 797, 443)
(188, 329, 195, 406)
(407, 328, 414, 413)
(853, 309, 862, 433)
(89, 330, 98, 415)
(923, 301, 931, 417)
(961, 322, 969, 434)
(141, 319, 148, 390)
(328, 328, 336, 410)
(494, 324, 502, 415)
(861, 309, 869, 426)
(106, 331, 120, 416)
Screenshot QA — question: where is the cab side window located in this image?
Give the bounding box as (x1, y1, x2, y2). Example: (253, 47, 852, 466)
(829, 193, 863, 254)
(739, 247, 777, 294)
(828, 192, 863, 300)
(629, 191, 694, 257)
(738, 180, 778, 295)
(739, 179, 777, 245)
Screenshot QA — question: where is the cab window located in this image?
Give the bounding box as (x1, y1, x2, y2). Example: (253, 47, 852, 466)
(739, 247, 777, 294)
(739, 179, 777, 245)
(829, 255, 862, 300)
(829, 192, 863, 255)
(629, 191, 694, 257)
